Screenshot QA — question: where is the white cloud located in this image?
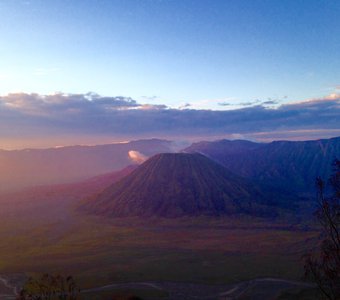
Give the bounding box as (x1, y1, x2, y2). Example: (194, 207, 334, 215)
(128, 150, 147, 164)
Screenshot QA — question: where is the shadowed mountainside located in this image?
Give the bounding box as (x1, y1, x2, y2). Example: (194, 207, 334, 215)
(81, 153, 298, 218)
(184, 137, 340, 194)
(0, 139, 173, 192)
(0, 165, 137, 222)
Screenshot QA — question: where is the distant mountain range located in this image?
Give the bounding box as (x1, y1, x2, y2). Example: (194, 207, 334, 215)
(0, 139, 173, 191)
(0, 165, 137, 220)
(81, 153, 298, 218)
(1, 136, 339, 216)
(184, 137, 340, 194)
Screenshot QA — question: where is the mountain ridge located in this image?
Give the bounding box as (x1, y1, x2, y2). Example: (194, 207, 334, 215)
(0, 139, 174, 191)
(184, 136, 340, 194)
(81, 153, 297, 218)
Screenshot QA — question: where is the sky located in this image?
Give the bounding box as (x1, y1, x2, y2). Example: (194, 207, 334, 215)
(0, 0, 340, 148)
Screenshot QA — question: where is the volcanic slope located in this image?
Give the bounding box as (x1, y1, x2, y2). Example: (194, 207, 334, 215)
(82, 153, 294, 218)
(185, 137, 340, 193)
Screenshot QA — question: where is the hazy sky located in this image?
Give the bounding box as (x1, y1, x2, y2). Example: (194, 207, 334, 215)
(0, 0, 340, 148)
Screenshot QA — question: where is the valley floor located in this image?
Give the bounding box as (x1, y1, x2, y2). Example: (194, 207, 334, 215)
(0, 186, 320, 299)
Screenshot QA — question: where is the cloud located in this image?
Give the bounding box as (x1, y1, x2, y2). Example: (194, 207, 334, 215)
(178, 103, 192, 109)
(0, 92, 339, 147)
(232, 96, 286, 107)
(0, 92, 141, 116)
(218, 102, 232, 106)
(218, 97, 285, 107)
(141, 95, 159, 101)
(128, 150, 148, 164)
(238, 99, 261, 106)
(139, 104, 167, 110)
(188, 97, 239, 110)
(323, 93, 340, 101)
(262, 100, 279, 105)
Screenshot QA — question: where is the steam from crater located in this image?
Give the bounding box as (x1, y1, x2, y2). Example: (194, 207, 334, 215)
(128, 150, 147, 164)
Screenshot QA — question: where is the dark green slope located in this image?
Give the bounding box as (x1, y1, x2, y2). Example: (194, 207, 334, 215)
(81, 153, 293, 217)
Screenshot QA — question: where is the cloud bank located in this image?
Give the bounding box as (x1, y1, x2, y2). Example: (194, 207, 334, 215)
(0, 92, 339, 148)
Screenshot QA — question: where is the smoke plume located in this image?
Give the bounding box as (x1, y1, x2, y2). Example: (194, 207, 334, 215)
(128, 150, 147, 164)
